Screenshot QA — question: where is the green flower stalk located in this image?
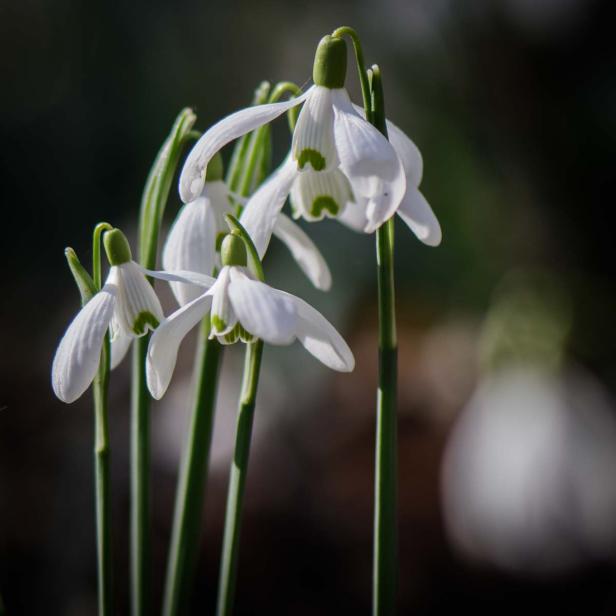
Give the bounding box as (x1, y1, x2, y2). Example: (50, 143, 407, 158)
(162, 85, 277, 616)
(330, 29, 400, 615)
(131, 108, 196, 616)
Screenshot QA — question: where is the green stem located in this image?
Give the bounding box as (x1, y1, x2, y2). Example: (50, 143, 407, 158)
(370, 65, 398, 616)
(215, 340, 264, 616)
(331, 26, 373, 121)
(131, 109, 195, 615)
(94, 330, 112, 616)
(131, 336, 150, 616)
(162, 322, 223, 616)
(91, 224, 113, 616)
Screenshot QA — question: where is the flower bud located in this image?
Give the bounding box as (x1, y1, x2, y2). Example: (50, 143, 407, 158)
(103, 228, 132, 266)
(312, 35, 347, 89)
(220, 233, 247, 267)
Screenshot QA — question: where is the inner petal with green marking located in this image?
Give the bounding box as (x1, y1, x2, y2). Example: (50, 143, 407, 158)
(290, 168, 354, 222)
(297, 148, 326, 171)
(132, 311, 160, 336)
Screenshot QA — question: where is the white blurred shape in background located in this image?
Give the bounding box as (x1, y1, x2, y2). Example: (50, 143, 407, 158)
(442, 365, 616, 574)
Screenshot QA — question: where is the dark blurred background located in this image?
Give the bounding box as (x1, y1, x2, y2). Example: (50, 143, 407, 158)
(2, 0, 616, 614)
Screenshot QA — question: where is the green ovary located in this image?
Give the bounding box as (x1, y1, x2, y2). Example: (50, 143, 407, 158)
(132, 311, 160, 335)
(297, 149, 326, 171)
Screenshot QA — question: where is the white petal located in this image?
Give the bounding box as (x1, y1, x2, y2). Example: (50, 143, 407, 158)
(179, 88, 313, 202)
(51, 284, 117, 403)
(337, 197, 368, 232)
(385, 118, 424, 187)
(289, 167, 353, 222)
(109, 322, 132, 370)
(115, 262, 164, 336)
(396, 185, 442, 246)
(227, 269, 297, 345)
(267, 288, 354, 372)
(240, 156, 298, 258)
(146, 291, 213, 399)
(273, 214, 332, 291)
(141, 267, 217, 289)
(292, 86, 338, 171)
(332, 89, 406, 231)
(163, 197, 217, 305)
(209, 267, 237, 335)
(352, 102, 424, 187)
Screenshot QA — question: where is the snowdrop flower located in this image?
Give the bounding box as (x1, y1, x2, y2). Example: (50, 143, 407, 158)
(146, 233, 355, 399)
(166, 154, 332, 295)
(179, 35, 406, 256)
(52, 229, 164, 403)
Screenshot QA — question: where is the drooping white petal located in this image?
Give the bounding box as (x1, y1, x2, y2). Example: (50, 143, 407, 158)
(179, 88, 313, 203)
(352, 103, 424, 187)
(109, 316, 132, 370)
(115, 261, 164, 336)
(396, 185, 442, 246)
(207, 180, 235, 240)
(51, 283, 117, 403)
(240, 156, 298, 258)
(162, 197, 217, 306)
(292, 86, 338, 171)
(273, 214, 332, 291)
(385, 118, 424, 187)
(332, 89, 406, 231)
(289, 167, 353, 222)
(163, 179, 233, 304)
(141, 266, 217, 289)
(267, 288, 354, 372)
(146, 291, 214, 399)
(209, 267, 237, 336)
(336, 198, 368, 232)
(227, 268, 297, 345)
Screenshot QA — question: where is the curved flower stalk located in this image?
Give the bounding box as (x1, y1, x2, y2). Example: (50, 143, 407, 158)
(52, 228, 208, 404)
(146, 232, 354, 400)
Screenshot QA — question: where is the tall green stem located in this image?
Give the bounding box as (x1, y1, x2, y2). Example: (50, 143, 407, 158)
(93, 333, 112, 616)
(131, 109, 196, 616)
(90, 223, 114, 616)
(131, 336, 150, 616)
(215, 340, 264, 616)
(371, 65, 398, 616)
(162, 322, 222, 616)
(331, 28, 399, 613)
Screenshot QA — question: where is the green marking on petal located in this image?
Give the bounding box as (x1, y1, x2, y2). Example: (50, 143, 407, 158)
(311, 196, 340, 219)
(132, 311, 160, 335)
(297, 148, 326, 171)
(211, 314, 227, 333)
(238, 323, 255, 343)
(222, 328, 240, 344)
